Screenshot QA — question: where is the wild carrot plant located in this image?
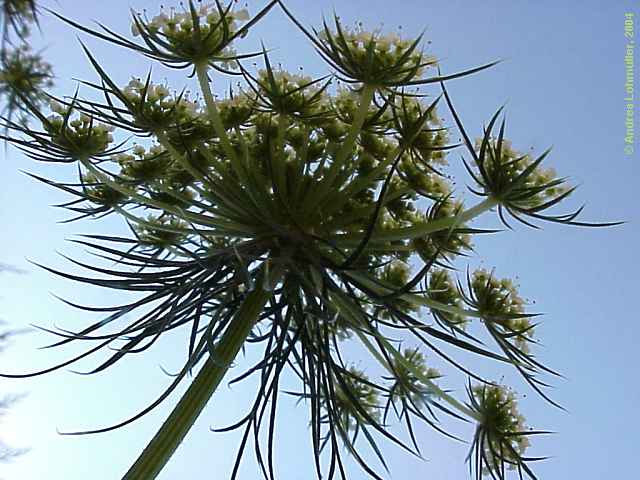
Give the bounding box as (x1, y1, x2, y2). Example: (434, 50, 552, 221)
(0, 1, 618, 479)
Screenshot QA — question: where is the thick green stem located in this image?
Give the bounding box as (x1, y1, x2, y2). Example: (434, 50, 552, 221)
(122, 282, 273, 480)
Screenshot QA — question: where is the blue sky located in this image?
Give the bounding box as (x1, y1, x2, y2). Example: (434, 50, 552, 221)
(0, 0, 638, 479)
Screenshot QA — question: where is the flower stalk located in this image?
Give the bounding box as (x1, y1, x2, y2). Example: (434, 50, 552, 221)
(195, 61, 239, 166)
(335, 196, 498, 246)
(307, 83, 376, 206)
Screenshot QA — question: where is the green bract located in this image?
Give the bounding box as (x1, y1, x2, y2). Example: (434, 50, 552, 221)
(44, 108, 115, 158)
(130, 3, 250, 64)
(0, 2, 619, 480)
(47, 1, 281, 76)
(135, 214, 189, 250)
(81, 171, 128, 211)
(387, 348, 440, 405)
(322, 367, 381, 434)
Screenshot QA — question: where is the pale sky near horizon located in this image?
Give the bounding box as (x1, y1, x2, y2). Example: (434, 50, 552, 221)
(0, 1, 639, 479)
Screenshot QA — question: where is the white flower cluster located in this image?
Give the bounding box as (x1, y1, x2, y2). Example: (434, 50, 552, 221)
(472, 384, 531, 465)
(382, 259, 411, 287)
(3, 0, 35, 31)
(46, 100, 116, 155)
(318, 22, 437, 83)
(391, 348, 441, 404)
(130, 3, 250, 68)
(258, 69, 315, 92)
(392, 95, 441, 125)
(136, 214, 189, 249)
(471, 269, 525, 315)
(123, 80, 171, 102)
(334, 85, 379, 121)
(217, 90, 255, 126)
(113, 143, 170, 182)
(475, 137, 530, 181)
(427, 268, 468, 329)
(5, 0, 35, 17)
(527, 164, 566, 198)
(471, 269, 534, 352)
(474, 137, 568, 205)
(131, 4, 249, 37)
(393, 97, 449, 164)
(256, 69, 326, 115)
(322, 25, 434, 62)
(399, 158, 451, 197)
(80, 171, 126, 207)
(330, 367, 380, 432)
(122, 78, 202, 124)
(410, 197, 472, 263)
(0, 44, 54, 105)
